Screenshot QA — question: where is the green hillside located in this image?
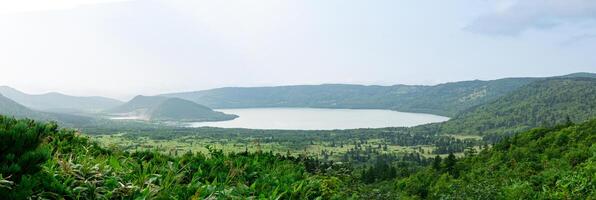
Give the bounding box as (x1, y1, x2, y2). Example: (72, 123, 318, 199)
(440, 78, 596, 136)
(391, 78, 537, 116)
(0, 86, 122, 113)
(396, 119, 596, 199)
(150, 98, 238, 122)
(107, 95, 237, 122)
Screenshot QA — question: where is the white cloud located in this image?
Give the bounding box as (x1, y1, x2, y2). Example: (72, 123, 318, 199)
(466, 0, 596, 35)
(0, 0, 132, 14)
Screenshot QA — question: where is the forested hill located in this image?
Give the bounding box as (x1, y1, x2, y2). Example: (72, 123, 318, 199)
(164, 78, 538, 117)
(439, 77, 596, 136)
(390, 77, 538, 116)
(150, 98, 238, 122)
(106, 95, 237, 122)
(397, 118, 596, 199)
(0, 86, 122, 114)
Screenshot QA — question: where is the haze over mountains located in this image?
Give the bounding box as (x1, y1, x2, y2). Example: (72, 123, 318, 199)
(0, 86, 122, 113)
(0, 93, 40, 118)
(0, 88, 238, 124)
(0, 93, 94, 126)
(0, 72, 594, 131)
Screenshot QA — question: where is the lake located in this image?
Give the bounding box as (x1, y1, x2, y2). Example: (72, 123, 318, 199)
(187, 108, 449, 130)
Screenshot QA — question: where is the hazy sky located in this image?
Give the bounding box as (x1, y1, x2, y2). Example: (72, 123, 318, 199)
(1, 0, 595, 100)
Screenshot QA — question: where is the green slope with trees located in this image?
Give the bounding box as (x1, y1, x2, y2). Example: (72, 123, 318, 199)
(150, 98, 238, 122)
(440, 78, 596, 136)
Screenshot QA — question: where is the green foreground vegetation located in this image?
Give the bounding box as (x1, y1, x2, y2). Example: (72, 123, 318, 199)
(0, 115, 352, 199)
(1, 115, 595, 199)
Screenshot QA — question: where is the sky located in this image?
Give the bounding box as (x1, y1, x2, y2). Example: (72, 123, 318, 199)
(0, 0, 595, 100)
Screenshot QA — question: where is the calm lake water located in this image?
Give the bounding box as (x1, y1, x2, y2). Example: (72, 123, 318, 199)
(187, 108, 449, 130)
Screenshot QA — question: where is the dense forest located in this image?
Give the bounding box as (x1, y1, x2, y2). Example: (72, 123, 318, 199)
(1, 115, 594, 199)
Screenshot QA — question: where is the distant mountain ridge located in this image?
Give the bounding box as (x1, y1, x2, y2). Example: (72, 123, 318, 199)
(163, 73, 594, 117)
(107, 95, 237, 122)
(162, 78, 537, 117)
(0, 86, 122, 113)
